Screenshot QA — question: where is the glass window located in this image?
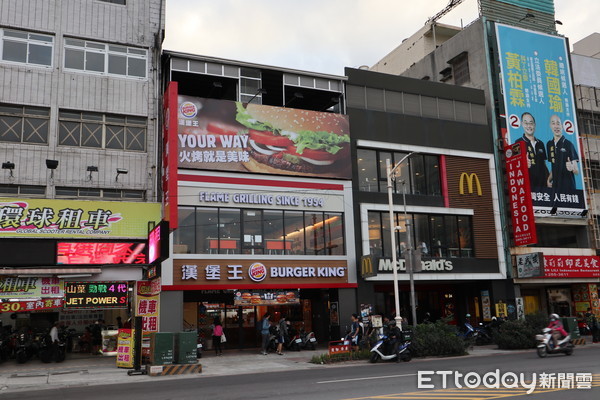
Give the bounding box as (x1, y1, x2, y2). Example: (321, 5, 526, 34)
(458, 216, 473, 257)
(429, 216, 446, 257)
(242, 209, 263, 254)
(64, 38, 147, 79)
(0, 104, 50, 144)
(396, 213, 409, 259)
(368, 212, 383, 257)
(445, 216, 459, 257)
(379, 151, 392, 193)
(403, 93, 421, 116)
(196, 208, 218, 254)
(58, 110, 146, 151)
(1, 29, 53, 67)
(410, 155, 426, 195)
(175, 207, 196, 254)
(263, 210, 285, 254)
(305, 212, 325, 255)
(285, 211, 305, 255)
(392, 152, 410, 194)
(219, 209, 240, 254)
(425, 155, 441, 195)
(413, 214, 430, 257)
(55, 187, 78, 197)
(381, 212, 392, 258)
(420, 96, 438, 118)
(357, 149, 378, 192)
(324, 213, 344, 255)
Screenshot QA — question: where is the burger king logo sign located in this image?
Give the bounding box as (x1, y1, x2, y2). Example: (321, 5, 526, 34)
(248, 262, 267, 282)
(180, 101, 198, 118)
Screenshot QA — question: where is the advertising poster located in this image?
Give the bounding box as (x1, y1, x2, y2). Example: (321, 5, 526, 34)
(481, 290, 492, 321)
(0, 198, 161, 238)
(496, 24, 587, 217)
(136, 279, 161, 335)
(233, 289, 299, 306)
(116, 329, 135, 369)
(177, 96, 351, 179)
(0, 277, 63, 299)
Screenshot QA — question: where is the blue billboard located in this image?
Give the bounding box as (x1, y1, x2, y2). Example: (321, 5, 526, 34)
(496, 23, 587, 217)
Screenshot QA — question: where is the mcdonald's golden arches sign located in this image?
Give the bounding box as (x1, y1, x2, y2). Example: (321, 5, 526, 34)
(361, 255, 377, 278)
(459, 173, 482, 196)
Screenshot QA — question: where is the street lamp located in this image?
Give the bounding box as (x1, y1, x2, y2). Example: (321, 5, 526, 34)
(386, 152, 418, 330)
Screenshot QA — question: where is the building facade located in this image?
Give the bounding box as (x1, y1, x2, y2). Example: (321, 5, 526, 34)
(0, 0, 164, 336)
(346, 67, 506, 325)
(159, 52, 357, 348)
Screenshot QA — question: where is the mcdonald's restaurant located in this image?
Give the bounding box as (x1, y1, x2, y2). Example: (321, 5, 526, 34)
(347, 67, 508, 326)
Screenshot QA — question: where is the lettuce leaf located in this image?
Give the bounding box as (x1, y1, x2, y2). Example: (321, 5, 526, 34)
(235, 102, 281, 134)
(293, 130, 350, 154)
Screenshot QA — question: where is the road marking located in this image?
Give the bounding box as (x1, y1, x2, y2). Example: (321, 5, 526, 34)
(317, 373, 418, 384)
(338, 374, 600, 400)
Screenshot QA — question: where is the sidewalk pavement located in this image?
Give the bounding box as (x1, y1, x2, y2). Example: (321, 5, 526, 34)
(1, 340, 597, 394)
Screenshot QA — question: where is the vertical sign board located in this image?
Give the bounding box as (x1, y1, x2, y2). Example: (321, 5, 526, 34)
(505, 142, 537, 245)
(481, 290, 492, 321)
(163, 82, 179, 230)
(148, 220, 169, 265)
(496, 24, 587, 218)
(116, 329, 134, 369)
(135, 279, 161, 334)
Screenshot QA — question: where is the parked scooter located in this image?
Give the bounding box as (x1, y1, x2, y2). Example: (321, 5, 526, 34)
(196, 336, 203, 358)
(474, 322, 493, 345)
(536, 328, 574, 357)
(15, 331, 37, 364)
(299, 328, 317, 350)
(369, 330, 412, 363)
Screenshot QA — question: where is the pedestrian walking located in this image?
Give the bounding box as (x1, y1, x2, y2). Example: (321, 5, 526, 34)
(212, 317, 224, 356)
(276, 315, 288, 355)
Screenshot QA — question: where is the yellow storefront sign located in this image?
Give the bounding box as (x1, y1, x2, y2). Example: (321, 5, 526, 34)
(0, 198, 161, 238)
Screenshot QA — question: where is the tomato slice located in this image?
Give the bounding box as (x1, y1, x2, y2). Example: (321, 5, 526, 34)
(249, 129, 294, 147)
(206, 122, 239, 135)
(287, 145, 348, 161)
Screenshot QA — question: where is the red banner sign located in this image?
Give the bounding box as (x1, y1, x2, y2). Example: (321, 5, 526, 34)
(505, 142, 537, 245)
(541, 256, 600, 278)
(163, 82, 179, 230)
(0, 298, 63, 313)
(57, 242, 146, 264)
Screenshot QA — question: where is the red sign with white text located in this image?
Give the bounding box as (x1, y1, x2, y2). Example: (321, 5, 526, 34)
(541, 256, 600, 278)
(505, 142, 537, 245)
(57, 242, 146, 264)
(163, 82, 179, 230)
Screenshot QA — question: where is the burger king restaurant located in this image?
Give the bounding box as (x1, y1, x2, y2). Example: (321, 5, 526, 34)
(159, 77, 358, 349)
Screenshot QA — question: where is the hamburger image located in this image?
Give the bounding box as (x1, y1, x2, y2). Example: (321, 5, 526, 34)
(276, 294, 287, 304)
(286, 292, 297, 302)
(241, 292, 252, 303)
(251, 294, 261, 304)
(235, 102, 350, 176)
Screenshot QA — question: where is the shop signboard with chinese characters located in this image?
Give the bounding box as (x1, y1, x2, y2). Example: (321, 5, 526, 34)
(234, 290, 299, 306)
(57, 242, 146, 264)
(0, 199, 161, 238)
(64, 282, 128, 309)
(516, 252, 544, 278)
(148, 221, 169, 264)
(496, 24, 587, 217)
(170, 259, 349, 289)
(177, 96, 351, 179)
(135, 279, 160, 334)
(116, 329, 134, 369)
(505, 142, 537, 245)
(0, 298, 63, 313)
(0, 277, 63, 299)
(539, 256, 600, 278)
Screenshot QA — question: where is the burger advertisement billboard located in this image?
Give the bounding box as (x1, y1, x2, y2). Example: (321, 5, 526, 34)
(234, 290, 299, 306)
(177, 96, 351, 179)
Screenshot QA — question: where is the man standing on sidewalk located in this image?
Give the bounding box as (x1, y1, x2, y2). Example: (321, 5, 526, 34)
(260, 313, 271, 355)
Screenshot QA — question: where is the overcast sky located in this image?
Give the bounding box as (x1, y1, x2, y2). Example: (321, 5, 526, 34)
(163, 0, 599, 76)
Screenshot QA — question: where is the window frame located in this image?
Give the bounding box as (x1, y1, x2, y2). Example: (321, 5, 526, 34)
(63, 38, 147, 79)
(0, 103, 50, 144)
(58, 110, 147, 151)
(0, 28, 54, 68)
(55, 187, 146, 200)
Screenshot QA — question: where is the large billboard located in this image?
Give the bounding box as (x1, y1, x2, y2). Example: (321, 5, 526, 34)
(496, 24, 587, 218)
(177, 96, 351, 179)
(0, 198, 161, 238)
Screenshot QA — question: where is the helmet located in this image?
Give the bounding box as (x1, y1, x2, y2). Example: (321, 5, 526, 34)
(550, 313, 559, 321)
(465, 314, 471, 318)
(388, 319, 396, 327)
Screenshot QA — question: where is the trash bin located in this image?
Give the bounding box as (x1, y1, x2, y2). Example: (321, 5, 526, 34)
(561, 317, 580, 339)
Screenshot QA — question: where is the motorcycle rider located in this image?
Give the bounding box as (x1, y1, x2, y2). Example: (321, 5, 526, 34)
(383, 319, 403, 362)
(547, 313, 567, 349)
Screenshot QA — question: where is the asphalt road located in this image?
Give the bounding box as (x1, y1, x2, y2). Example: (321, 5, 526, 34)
(4, 347, 600, 400)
